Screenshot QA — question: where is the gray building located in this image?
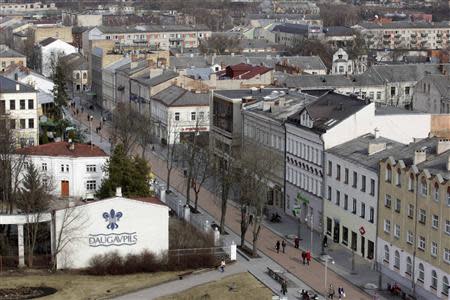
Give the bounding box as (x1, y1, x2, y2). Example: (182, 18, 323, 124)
(243, 90, 317, 212)
(413, 72, 450, 114)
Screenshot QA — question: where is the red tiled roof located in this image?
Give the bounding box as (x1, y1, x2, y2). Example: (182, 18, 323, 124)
(16, 142, 108, 158)
(130, 196, 167, 207)
(218, 63, 272, 80)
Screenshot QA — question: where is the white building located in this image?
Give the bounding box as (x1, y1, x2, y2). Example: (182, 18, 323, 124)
(38, 37, 77, 78)
(324, 133, 404, 261)
(54, 192, 169, 269)
(151, 85, 209, 144)
(16, 142, 109, 199)
(0, 75, 39, 147)
(331, 48, 367, 75)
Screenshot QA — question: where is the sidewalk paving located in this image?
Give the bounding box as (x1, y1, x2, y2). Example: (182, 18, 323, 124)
(68, 102, 387, 300)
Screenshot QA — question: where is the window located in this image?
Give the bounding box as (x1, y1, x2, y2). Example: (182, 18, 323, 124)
(344, 194, 348, 210)
(384, 194, 392, 208)
(408, 204, 414, 219)
(191, 112, 196, 121)
(336, 190, 340, 206)
(420, 177, 428, 196)
(370, 179, 375, 196)
(344, 168, 349, 184)
(342, 226, 348, 245)
(391, 86, 396, 96)
(443, 276, 449, 295)
(396, 169, 401, 186)
(28, 119, 34, 129)
(174, 112, 180, 121)
(419, 209, 426, 224)
(431, 241, 438, 257)
(445, 248, 450, 263)
(407, 231, 414, 244)
(352, 198, 357, 214)
(384, 245, 390, 262)
(199, 111, 205, 120)
(361, 175, 366, 192)
(394, 250, 400, 269)
(327, 186, 331, 200)
(376, 91, 381, 100)
(418, 263, 425, 283)
(336, 164, 341, 180)
(41, 163, 47, 171)
(446, 220, 450, 235)
(327, 161, 332, 176)
(352, 171, 357, 187)
(447, 187, 450, 206)
(28, 99, 33, 110)
(369, 207, 374, 223)
(394, 224, 400, 238)
(418, 236, 426, 250)
(9, 100, 15, 110)
(408, 173, 415, 191)
(405, 86, 410, 95)
(9, 119, 15, 129)
(432, 215, 439, 229)
(385, 165, 392, 182)
(433, 183, 440, 202)
(19, 119, 25, 129)
(326, 217, 332, 235)
(19, 99, 25, 110)
(395, 198, 401, 213)
(406, 257, 412, 275)
(86, 165, 96, 172)
(86, 180, 96, 191)
(384, 219, 391, 233)
(360, 203, 365, 219)
(61, 164, 64, 172)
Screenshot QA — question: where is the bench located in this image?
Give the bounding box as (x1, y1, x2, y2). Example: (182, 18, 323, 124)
(267, 266, 287, 284)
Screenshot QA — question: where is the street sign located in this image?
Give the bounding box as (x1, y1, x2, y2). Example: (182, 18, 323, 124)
(359, 226, 366, 235)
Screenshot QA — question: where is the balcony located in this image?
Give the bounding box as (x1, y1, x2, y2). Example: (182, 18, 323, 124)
(383, 34, 391, 38)
(411, 33, 417, 38)
(395, 34, 401, 38)
(421, 32, 428, 38)
(437, 39, 443, 44)
(437, 33, 443, 37)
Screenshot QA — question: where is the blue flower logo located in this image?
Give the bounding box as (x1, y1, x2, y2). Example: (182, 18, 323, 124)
(102, 209, 123, 230)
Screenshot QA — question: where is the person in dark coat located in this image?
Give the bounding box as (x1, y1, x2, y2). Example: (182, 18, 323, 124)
(281, 279, 288, 295)
(281, 240, 287, 253)
(275, 240, 280, 253)
(294, 237, 300, 249)
(301, 251, 306, 264)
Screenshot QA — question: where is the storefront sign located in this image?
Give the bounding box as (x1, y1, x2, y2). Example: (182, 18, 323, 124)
(359, 226, 366, 236)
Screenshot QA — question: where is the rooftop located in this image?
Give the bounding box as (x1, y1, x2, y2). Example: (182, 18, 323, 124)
(271, 23, 309, 35)
(358, 21, 450, 30)
(216, 63, 272, 80)
(327, 133, 404, 171)
(133, 70, 178, 87)
(287, 91, 371, 133)
(0, 46, 25, 58)
(16, 142, 108, 158)
(151, 85, 209, 107)
(96, 24, 210, 34)
(39, 37, 58, 47)
(214, 88, 290, 100)
(0, 75, 34, 93)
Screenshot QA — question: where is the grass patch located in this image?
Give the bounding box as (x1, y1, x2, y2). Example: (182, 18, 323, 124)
(157, 272, 273, 300)
(0, 271, 180, 300)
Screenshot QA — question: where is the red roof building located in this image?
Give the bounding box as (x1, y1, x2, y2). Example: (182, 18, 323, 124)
(16, 141, 108, 157)
(216, 63, 273, 80)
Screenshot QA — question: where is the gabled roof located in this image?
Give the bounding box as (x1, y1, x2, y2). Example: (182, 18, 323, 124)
(287, 91, 370, 133)
(133, 70, 178, 87)
(0, 75, 35, 93)
(0, 47, 25, 58)
(16, 142, 108, 158)
(271, 23, 309, 34)
(152, 85, 209, 107)
(217, 63, 272, 80)
(39, 37, 58, 47)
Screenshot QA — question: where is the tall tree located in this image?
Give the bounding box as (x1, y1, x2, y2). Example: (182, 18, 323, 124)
(16, 162, 51, 267)
(111, 103, 141, 156)
(97, 144, 151, 199)
(135, 113, 154, 159)
(51, 54, 69, 119)
(199, 34, 241, 55)
(288, 39, 334, 68)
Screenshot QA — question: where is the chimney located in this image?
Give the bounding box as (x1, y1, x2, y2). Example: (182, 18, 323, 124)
(414, 149, 427, 165)
(368, 142, 386, 155)
(16, 83, 20, 91)
(374, 128, 380, 139)
(116, 187, 122, 197)
(14, 73, 18, 81)
(68, 139, 75, 151)
(437, 138, 450, 154)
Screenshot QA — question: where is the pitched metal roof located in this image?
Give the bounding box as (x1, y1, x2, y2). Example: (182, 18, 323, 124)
(0, 75, 34, 93)
(151, 85, 209, 107)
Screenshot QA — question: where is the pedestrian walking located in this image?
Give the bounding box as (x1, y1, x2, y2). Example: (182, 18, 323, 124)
(76, 108, 79, 115)
(328, 284, 335, 299)
(219, 259, 226, 272)
(275, 240, 280, 253)
(281, 240, 286, 253)
(306, 250, 311, 265)
(81, 107, 84, 113)
(281, 279, 287, 295)
(338, 286, 345, 299)
(294, 237, 300, 249)
(301, 251, 306, 265)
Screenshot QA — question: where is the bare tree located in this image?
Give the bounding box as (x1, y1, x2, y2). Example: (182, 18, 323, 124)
(199, 34, 242, 55)
(238, 141, 280, 256)
(164, 113, 180, 193)
(190, 147, 212, 212)
(111, 103, 140, 156)
(135, 113, 155, 159)
(16, 162, 51, 267)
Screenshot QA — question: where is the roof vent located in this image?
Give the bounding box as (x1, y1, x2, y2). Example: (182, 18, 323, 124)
(368, 142, 386, 155)
(414, 149, 426, 165)
(437, 138, 450, 155)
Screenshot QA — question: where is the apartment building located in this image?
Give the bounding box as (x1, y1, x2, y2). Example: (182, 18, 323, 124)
(271, 23, 323, 47)
(331, 48, 367, 75)
(59, 53, 89, 93)
(242, 90, 317, 212)
(85, 25, 211, 51)
(324, 133, 403, 261)
(0, 45, 26, 71)
(378, 138, 450, 299)
(37, 37, 77, 78)
(355, 21, 450, 50)
(413, 73, 450, 114)
(0, 2, 56, 13)
(31, 25, 73, 44)
(0, 76, 38, 147)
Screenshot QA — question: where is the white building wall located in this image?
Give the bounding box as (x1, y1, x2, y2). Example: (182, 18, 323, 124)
(377, 238, 448, 300)
(167, 106, 210, 144)
(27, 155, 108, 198)
(55, 197, 169, 269)
(41, 41, 77, 77)
(373, 114, 431, 144)
(323, 152, 378, 260)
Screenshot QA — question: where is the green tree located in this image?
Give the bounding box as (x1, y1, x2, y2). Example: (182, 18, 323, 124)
(97, 144, 151, 199)
(51, 56, 69, 119)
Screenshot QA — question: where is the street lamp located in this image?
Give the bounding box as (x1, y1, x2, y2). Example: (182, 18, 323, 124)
(324, 256, 335, 291)
(305, 213, 314, 253)
(89, 115, 93, 150)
